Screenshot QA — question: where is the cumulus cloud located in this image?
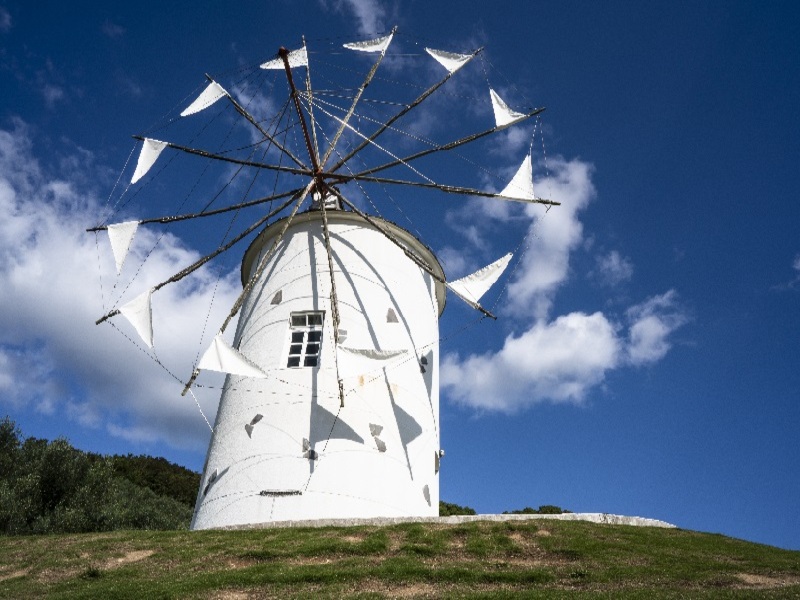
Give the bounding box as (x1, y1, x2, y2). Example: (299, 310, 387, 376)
(442, 311, 620, 411)
(440, 156, 687, 413)
(440, 156, 594, 318)
(594, 250, 633, 286)
(624, 290, 687, 365)
(0, 6, 11, 33)
(506, 157, 595, 319)
(319, 0, 387, 35)
(0, 121, 241, 450)
(442, 290, 686, 412)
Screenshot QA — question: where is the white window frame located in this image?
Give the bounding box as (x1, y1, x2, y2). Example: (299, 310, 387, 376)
(286, 311, 325, 368)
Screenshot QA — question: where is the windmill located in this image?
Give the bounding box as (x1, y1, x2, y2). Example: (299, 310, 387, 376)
(90, 30, 559, 530)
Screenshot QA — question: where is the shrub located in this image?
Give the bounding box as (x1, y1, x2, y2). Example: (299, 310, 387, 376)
(439, 501, 477, 516)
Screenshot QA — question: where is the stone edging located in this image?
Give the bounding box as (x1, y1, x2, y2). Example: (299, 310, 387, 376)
(217, 512, 676, 531)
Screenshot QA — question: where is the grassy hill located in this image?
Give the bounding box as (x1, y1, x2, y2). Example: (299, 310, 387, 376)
(1, 518, 798, 598)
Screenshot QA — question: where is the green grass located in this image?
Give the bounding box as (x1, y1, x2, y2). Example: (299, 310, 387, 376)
(0, 520, 798, 598)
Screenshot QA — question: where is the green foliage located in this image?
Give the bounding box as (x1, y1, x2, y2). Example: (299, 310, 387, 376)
(110, 454, 200, 508)
(439, 500, 477, 516)
(503, 504, 570, 515)
(0, 417, 193, 535)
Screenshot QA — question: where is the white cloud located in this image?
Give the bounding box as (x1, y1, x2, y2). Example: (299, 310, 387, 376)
(319, 0, 387, 35)
(794, 255, 800, 273)
(506, 157, 595, 319)
(625, 290, 688, 365)
(101, 20, 125, 39)
(440, 157, 593, 315)
(41, 84, 64, 108)
(0, 121, 241, 451)
(442, 311, 620, 412)
(442, 290, 687, 412)
(440, 156, 687, 413)
(436, 245, 472, 279)
(594, 250, 633, 286)
(0, 7, 11, 33)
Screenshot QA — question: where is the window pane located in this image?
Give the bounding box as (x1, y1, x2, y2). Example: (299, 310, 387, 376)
(306, 343, 319, 356)
(291, 315, 306, 327)
(304, 356, 318, 367)
(287, 356, 300, 367)
(289, 344, 302, 355)
(308, 331, 322, 342)
(308, 313, 323, 326)
(291, 331, 304, 343)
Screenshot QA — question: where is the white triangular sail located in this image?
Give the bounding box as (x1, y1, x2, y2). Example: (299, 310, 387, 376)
(260, 46, 308, 70)
(499, 154, 535, 200)
(198, 334, 268, 378)
(131, 138, 168, 184)
(107, 220, 139, 275)
(180, 81, 228, 117)
(336, 346, 407, 380)
(448, 253, 513, 304)
(343, 33, 394, 53)
(119, 288, 154, 348)
(490, 88, 526, 129)
(425, 47, 473, 74)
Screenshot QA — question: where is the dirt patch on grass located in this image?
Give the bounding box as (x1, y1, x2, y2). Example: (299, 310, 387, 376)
(0, 569, 28, 582)
(104, 549, 155, 569)
(386, 529, 404, 552)
(735, 573, 800, 588)
(208, 591, 256, 600)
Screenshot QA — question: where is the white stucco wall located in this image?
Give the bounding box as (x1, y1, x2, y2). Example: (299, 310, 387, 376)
(191, 210, 446, 530)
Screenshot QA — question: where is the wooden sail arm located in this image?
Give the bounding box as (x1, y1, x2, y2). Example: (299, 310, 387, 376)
(319, 26, 398, 169)
(95, 194, 299, 326)
(343, 107, 546, 180)
(329, 189, 497, 320)
(302, 37, 322, 164)
(181, 181, 315, 396)
(132, 136, 313, 177)
(280, 48, 321, 174)
(218, 180, 315, 336)
(331, 174, 560, 206)
(86, 187, 303, 232)
(329, 46, 484, 173)
(209, 74, 308, 170)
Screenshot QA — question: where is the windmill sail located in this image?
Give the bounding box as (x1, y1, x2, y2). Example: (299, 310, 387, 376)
(131, 138, 168, 184)
(118, 288, 154, 348)
(343, 33, 394, 53)
(425, 47, 473, 73)
(490, 88, 526, 129)
(181, 81, 228, 116)
(261, 46, 308, 69)
(336, 346, 407, 380)
(499, 154, 535, 200)
(448, 253, 513, 303)
(198, 334, 268, 378)
(107, 220, 139, 274)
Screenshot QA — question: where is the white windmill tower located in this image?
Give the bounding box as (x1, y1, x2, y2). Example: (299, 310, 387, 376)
(91, 31, 559, 530)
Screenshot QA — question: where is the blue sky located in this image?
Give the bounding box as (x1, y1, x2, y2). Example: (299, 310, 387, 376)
(1, 1, 798, 550)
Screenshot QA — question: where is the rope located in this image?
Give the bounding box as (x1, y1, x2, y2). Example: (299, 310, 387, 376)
(188, 388, 214, 432)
